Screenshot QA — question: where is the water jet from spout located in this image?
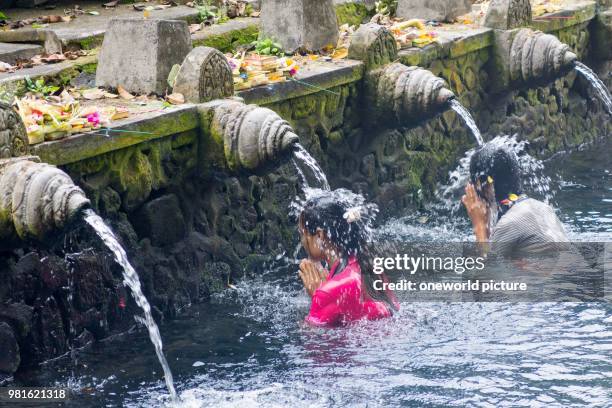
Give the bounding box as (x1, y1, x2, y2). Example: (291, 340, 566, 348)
(83, 210, 178, 403)
(292, 143, 330, 191)
(574, 61, 612, 116)
(449, 99, 484, 146)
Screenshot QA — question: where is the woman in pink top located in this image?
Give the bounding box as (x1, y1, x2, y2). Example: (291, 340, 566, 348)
(296, 189, 399, 327)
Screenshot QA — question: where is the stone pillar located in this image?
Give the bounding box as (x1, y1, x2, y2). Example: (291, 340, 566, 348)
(397, 0, 471, 22)
(483, 0, 532, 29)
(96, 18, 192, 95)
(172, 47, 234, 104)
(260, 0, 339, 53)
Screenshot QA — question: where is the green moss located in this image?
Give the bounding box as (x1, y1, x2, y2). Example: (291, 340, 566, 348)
(335, 3, 372, 27)
(80, 63, 98, 75)
(77, 36, 103, 50)
(193, 25, 259, 53)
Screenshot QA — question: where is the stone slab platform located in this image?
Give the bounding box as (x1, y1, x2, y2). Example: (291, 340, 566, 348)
(238, 59, 364, 105)
(32, 102, 199, 166)
(0, 42, 44, 64)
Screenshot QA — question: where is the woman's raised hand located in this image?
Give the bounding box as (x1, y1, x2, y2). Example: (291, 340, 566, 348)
(299, 259, 328, 297)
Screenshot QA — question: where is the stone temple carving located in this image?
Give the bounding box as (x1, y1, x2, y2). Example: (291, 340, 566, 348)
(484, 0, 532, 30)
(509, 29, 577, 82)
(0, 102, 29, 159)
(210, 100, 299, 173)
(0, 158, 90, 242)
(348, 23, 398, 70)
(372, 63, 456, 125)
(173, 47, 234, 104)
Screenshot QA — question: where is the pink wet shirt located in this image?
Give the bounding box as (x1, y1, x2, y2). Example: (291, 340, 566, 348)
(306, 256, 400, 327)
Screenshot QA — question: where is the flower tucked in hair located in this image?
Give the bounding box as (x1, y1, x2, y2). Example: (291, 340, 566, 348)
(343, 206, 362, 223)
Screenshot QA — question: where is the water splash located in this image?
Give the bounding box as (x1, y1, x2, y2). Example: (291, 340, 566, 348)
(83, 209, 177, 402)
(449, 99, 484, 146)
(574, 62, 612, 116)
(292, 144, 330, 190)
(436, 135, 552, 213)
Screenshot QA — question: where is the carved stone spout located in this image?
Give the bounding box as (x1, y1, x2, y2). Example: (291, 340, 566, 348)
(372, 63, 456, 125)
(509, 29, 577, 82)
(205, 100, 299, 173)
(489, 28, 577, 91)
(348, 23, 455, 127)
(0, 158, 90, 242)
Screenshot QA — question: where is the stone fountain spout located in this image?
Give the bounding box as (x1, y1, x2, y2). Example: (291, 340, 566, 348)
(509, 29, 577, 83)
(0, 158, 91, 242)
(348, 23, 456, 127)
(0, 104, 90, 243)
(202, 100, 300, 174)
(373, 63, 456, 125)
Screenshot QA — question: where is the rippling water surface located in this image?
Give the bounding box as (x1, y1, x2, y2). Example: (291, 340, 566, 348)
(18, 140, 612, 407)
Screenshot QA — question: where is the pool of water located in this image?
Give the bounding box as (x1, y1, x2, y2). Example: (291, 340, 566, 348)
(13, 139, 612, 407)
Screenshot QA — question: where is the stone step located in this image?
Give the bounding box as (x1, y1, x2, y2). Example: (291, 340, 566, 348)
(0, 42, 44, 64)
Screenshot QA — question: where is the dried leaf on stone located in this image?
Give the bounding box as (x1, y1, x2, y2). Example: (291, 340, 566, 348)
(166, 93, 185, 105)
(110, 107, 129, 120)
(188, 23, 202, 34)
(0, 61, 15, 72)
(81, 88, 106, 100)
(117, 85, 135, 100)
(331, 48, 348, 60)
(86, 11, 100, 16)
(103, 0, 118, 8)
(41, 53, 67, 63)
(133, 3, 147, 11)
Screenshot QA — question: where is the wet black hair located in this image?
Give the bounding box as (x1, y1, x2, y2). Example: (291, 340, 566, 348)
(298, 189, 398, 312)
(470, 143, 523, 202)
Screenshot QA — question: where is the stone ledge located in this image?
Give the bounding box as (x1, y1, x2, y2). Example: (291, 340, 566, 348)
(0, 43, 44, 65)
(32, 104, 199, 166)
(191, 17, 259, 53)
(532, 1, 597, 33)
(237, 59, 364, 105)
(399, 27, 493, 66)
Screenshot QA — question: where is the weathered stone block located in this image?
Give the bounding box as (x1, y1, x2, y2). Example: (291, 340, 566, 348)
(260, 0, 339, 53)
(397, 0, 471, 22)
(136, 194, 186, 247)
(173, 47, 234, 103)
(0, 29, 61, 54)
(348, 23, 397, 70)
(96, 18, 192, 95)
(483, 0, 532, 29)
